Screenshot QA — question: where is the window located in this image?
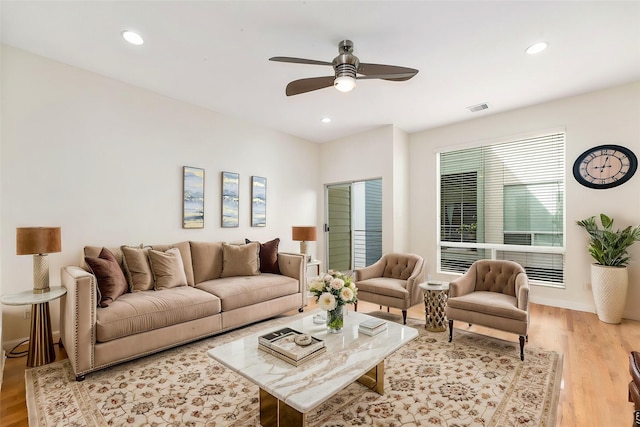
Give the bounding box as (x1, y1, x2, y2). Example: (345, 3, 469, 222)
(438, 132, 565, 287)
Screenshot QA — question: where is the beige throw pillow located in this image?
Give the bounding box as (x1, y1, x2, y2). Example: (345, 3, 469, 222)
(148, 248, 188, 290)
(121, 246, 154, 292)
(220, 242, 260, 277)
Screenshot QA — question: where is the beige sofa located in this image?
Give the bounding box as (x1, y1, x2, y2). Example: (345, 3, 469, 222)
(60, 240, 305, 380)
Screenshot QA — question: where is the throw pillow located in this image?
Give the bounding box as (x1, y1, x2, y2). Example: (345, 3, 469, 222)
(121, 245, 154, 292)
(245, 237, 281, 274)
(85, 247, 129, 308)
(148, 247, 188, 290)
(220, 242, 260, 277)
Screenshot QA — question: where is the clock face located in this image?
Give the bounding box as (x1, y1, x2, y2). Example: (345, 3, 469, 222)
(573, 144, 637, 189)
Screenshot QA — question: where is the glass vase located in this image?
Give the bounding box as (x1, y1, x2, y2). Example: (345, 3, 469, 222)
(327, 305, 344, 333)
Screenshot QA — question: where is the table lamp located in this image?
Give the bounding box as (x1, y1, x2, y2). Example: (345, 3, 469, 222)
(292, 226, 317, 261)
(16, 227, 62, 293)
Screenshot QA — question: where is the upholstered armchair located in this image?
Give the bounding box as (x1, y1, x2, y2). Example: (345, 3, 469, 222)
(354, 253, 425, 324)
(446, 259, 530, 360)
(630, 351, 640, 427)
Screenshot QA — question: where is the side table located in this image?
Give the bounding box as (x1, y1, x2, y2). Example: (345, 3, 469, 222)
(418, 282, 450, 332)
(1, 286, 67, 367)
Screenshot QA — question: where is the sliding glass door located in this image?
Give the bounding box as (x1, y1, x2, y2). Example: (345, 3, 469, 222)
(325, 179, 382, 271)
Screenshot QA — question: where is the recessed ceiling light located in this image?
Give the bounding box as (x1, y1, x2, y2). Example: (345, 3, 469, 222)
(122, 30, 144, 46)
(525, 42, 547, 55)
(321, 117, 331, 123)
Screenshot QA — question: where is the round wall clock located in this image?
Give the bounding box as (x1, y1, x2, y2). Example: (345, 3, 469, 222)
(572, 144, 638, 189)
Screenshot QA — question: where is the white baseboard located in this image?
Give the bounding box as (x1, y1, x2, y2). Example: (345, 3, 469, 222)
(530, 296, 640, 322)
(529, 295, 595, 314)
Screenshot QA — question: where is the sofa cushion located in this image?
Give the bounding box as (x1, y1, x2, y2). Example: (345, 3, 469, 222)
(382, 254, 419, 280)
(95, 286, 221, 342)
(190, 241, 224, 284)
(447, 291, 527, 322)
(151, 241, 195, 286)
(355, 277, 409, 300)
(121, 245, 154, 292)
(196, 273, 298, 311)
(85, 247, 129, 308)
(148, 248, 188, 290)
(84, 245, 126, 272)
(246, 238, 281, 274)
(220, 242, 260, 277)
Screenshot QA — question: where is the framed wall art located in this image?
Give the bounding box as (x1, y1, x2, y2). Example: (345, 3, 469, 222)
(183, 166, 204, 229)
(251, 176, 266, 227)
(221, 171, 240, 227)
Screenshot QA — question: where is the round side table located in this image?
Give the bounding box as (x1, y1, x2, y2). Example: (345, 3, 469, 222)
(418, 282, 450, 332)
(1, 286, 67, 367)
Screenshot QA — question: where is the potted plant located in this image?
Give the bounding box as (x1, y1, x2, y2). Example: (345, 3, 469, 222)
(576, 214, 640, 323)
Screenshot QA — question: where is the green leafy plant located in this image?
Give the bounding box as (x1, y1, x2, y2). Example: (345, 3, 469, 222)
(576, 214, 640, 267)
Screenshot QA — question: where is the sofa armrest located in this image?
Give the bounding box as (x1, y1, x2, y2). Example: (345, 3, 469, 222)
(355, 258, 386, 281)
(406, 257, 427, 306)
(515, 272, 530, 311)
(278, 253, 306, 308)
(449, 267, 477, 298)
(60, 266, 97, 379)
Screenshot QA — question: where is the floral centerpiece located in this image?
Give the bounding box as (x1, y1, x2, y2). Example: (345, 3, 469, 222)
(309, 270, 357, 333)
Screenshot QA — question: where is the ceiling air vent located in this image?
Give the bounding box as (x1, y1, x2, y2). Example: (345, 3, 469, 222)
(468, 103, 489, 113)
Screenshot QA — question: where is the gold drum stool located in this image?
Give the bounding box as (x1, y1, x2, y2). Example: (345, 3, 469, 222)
(419, 282, 450, 332)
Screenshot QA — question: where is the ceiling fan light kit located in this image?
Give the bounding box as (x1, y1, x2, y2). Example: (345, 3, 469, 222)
(270, 39, 418, 96)
(334, 75, 356, 92)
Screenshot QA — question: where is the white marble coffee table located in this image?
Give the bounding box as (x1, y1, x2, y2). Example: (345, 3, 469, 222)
(207, 310, 418, 427)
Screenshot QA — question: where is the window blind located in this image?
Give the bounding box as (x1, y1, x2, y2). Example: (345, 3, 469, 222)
(439, 132, 565, 286)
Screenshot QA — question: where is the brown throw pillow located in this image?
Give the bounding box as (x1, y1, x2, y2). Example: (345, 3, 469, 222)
(220, 242, 260, 277)
(85, 247, 129, 308)
(121, 245, 154, 292)
(246, 238, 280, 274)
(148, 248, 188, 290)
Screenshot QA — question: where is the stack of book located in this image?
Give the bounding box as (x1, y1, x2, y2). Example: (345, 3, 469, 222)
(258, 327, 326, 366)
(358, 318, 388, 336)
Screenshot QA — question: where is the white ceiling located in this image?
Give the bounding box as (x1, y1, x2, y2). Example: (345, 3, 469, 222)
(2, 1, 640, 143)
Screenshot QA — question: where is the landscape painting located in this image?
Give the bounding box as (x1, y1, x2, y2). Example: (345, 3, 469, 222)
(251, 176, 266, 227)
(221, 172, 239, 227)
(183, 166, 204, 229)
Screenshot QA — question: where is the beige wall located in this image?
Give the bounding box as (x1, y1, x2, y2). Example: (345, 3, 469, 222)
(0, 46, 320, 346)
(409, 81, 640, 319)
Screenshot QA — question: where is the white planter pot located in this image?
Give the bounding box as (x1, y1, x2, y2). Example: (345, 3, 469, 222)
(590, 264, 628, 324)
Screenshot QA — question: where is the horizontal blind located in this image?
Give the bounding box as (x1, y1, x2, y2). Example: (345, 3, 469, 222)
(439, 132, 565, 285)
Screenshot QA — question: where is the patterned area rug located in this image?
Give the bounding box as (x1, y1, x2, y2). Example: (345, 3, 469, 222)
(26, 311, 562, 426)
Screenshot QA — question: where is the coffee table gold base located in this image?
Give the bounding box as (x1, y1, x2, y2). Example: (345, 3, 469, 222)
(356, 361, 384, 394)
(259, 361, 385, 426)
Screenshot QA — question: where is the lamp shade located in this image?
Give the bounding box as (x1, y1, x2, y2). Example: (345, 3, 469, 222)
(292, 226, 317, 242)
(16, 227, 62, 255)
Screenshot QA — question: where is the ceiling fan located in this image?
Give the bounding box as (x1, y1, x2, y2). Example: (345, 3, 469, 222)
(269, 40, 419, 96)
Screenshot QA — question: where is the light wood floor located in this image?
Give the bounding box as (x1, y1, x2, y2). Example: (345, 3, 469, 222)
(1, 301, 638, 426)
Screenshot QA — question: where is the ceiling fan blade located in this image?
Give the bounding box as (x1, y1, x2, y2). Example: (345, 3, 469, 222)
(286, 76, 335, 96)
(270, 56, 333, 67)
(358, 63, 419, 81)
(357, 72, 418, 81)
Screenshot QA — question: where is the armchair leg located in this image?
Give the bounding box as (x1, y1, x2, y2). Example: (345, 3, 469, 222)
(519, 335, 525, 361)
(448, 320, 453, 342)
(354, 302, 358, 312)
(402, 310, 407, 325)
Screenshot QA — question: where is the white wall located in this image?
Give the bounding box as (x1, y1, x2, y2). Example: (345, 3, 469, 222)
(409, 81, 640, 320)
(0, 46, 320, 344)
(318, 124, 413, 263)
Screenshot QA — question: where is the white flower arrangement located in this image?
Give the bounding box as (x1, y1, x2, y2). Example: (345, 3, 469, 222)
(309, 270, 357, 311)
